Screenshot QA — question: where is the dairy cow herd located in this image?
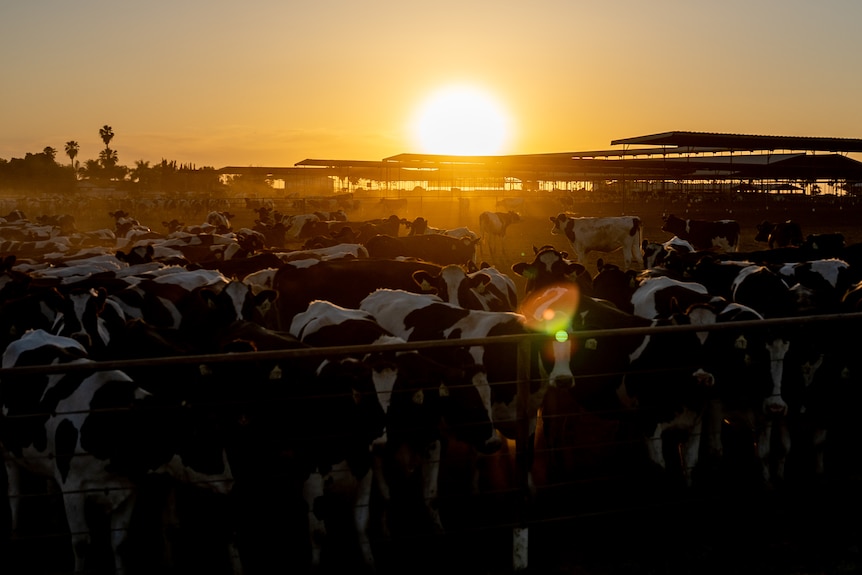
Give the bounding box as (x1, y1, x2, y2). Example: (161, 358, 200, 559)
(1, 204, 862, 573)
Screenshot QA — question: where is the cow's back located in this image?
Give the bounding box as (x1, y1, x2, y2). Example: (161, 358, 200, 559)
(273, 258, 442, 329)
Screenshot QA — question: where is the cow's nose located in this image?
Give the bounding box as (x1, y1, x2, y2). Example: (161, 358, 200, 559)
(552, 375, 575, 389)
(763, 398, 788, 416)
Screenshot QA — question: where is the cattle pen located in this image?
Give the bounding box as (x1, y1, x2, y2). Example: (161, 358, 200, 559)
(3, 311, 862, 575)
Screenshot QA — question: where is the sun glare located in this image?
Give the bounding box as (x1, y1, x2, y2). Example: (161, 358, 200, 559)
(412, 85, 511, 156)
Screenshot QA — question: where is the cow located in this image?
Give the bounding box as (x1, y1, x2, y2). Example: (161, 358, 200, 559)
(629, 275, 721, 320)
(661, 213, 740, 252)
(549, 213, 643, 269)
(412, 263, 518, 312)
(686, 256, 797, 318)
(406, 217, 480, 243)
(687, 303, 796, 487)
(641, 236, 696, 272)
(497, 197, 526, 212)
(478, 211, 521, 258)
(289, 299, 500, 543)
(378, 197, 408, 212)
(591, 259, 640, 313)
(364, 233, 478, 266)
(281, 242, 369, 262)
(755, 220, 804, 249)
(0, 330, 236, 574)
(205, 210, 234, 234)
(803, 232, 846, 254)
(272, 258, 443, 330)
(775, 258, 855, 315)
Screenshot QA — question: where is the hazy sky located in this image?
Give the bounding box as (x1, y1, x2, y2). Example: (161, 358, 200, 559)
(2, 0, 861, 168)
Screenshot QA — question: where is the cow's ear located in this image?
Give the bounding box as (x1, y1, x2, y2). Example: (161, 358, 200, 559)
(566, 263, 586, 279)
(412, 270, 437, 293)
(200, 288, 220, 308)
(511, 262, 530, 277)
(469, 273, 492, 292)
(88, 287, 108, 313)
(254, 289, 278, 306)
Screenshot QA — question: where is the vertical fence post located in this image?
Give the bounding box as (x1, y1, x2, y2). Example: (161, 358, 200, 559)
(513, 337, 533, 572)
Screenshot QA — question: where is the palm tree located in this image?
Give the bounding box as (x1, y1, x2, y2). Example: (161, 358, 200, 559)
(42, 146, 57, 161)
(99, 125, 114, 149)
(130, 159, 151, 187)
(98, 148, 118, 169)
(65, 141, 79, 170)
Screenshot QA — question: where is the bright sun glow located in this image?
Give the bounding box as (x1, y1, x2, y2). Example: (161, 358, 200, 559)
(412, 85, 511, 155)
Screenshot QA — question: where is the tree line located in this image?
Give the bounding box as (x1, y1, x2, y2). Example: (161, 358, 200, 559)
(0, 125, 235, 195)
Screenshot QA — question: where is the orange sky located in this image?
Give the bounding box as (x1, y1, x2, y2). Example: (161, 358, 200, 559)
(2, 1, 862, 168)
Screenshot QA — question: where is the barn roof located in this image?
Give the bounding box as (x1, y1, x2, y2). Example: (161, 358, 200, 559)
(610, 131, 862, 153)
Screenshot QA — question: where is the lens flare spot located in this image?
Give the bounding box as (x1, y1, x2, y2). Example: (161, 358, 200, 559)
(555, 330, 569, 343)
(518, 282, 579, 335)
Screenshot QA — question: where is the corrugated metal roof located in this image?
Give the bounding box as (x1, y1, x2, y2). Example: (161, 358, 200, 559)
(610, 131, 862, 152)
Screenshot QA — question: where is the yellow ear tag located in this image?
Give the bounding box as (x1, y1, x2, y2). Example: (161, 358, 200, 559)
(585, 338, 598, 350)
(412, 389, 425, 405)
(439, 383, 449, 397)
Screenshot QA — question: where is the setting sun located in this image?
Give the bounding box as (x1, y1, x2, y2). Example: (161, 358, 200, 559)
(411, 85, 512, 156)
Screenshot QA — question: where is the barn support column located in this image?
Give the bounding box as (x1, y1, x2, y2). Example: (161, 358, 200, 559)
(513, 337, 533, 572)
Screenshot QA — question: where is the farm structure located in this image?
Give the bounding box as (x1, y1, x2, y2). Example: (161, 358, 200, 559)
(219, 131, 862, 202)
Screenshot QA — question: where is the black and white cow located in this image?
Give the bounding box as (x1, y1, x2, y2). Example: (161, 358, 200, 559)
(272, 258, 443, 330)
(288, 300, 499, 552)
(364, 233, 479, 266)
(686, 303, 795, 486)
(477, 211, 521, 258)
(641, 236, 696, 272)
(549, 213, 643, 269)
(774, 258, 854, 315)
(412, 263, 518, 312)
(661, 213, 740, 252)
(755, 220, 804, 249)
(0, 330, 236, 574)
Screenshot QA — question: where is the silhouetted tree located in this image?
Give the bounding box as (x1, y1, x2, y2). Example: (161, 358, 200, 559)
(99, 148, 118, 168)
(65, 141, 79, 170)
(130, 159, 155, 190)
(99, 125, 114, 149)
(0, 150, 74, 193)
